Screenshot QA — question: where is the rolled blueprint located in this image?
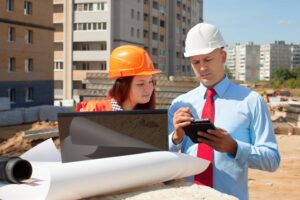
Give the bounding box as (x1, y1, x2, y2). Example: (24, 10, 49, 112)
(0, 157, 32, 184)
(46, 151, 209, 200)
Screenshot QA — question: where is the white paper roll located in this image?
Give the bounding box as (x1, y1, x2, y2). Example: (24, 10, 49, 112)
(46, 151, 209, 200)
(0, 140, 209, 200)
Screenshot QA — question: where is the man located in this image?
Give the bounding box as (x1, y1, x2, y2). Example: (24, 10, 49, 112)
(168, 22, 280, 200)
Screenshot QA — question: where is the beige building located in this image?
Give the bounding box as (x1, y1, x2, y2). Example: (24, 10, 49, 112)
(53, 0, 202, 101)
(226, 42, 260, 82)
(224, 45, 236, 79)
(260, 41, 291, 81)
(0, 0, 54, 108)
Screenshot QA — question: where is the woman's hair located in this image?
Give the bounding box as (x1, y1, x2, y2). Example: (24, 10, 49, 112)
(107, 76, 156, 110)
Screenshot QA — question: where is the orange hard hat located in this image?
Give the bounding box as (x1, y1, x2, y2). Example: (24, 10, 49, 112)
(109, 45, 161, 79)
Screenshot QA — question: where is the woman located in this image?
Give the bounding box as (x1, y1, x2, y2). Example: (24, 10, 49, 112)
(76, 45, 161, 112)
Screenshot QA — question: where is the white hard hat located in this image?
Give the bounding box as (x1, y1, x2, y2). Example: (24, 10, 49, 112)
(184, 22, 225, 57)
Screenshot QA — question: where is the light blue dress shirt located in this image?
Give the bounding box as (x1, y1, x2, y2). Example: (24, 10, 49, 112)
(168, 76, 280, 200)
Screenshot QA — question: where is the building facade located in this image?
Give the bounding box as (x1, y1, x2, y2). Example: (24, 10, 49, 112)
(226, 42, 260, 82)
(0, 0, 54, 108)
(291, 43, 300, 69)
(53, 0, 203, 101)
(225, 45, 236, 79)
(260, 41, 291, 81)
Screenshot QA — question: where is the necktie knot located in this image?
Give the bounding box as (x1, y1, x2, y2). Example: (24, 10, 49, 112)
(206, 88, 216, 98)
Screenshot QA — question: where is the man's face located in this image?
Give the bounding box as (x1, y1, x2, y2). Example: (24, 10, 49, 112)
(189, 48, 227, 88)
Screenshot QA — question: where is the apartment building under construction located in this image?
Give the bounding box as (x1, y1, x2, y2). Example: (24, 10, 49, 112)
(0, 0, 54, 108)
(53, 0, 203, 102)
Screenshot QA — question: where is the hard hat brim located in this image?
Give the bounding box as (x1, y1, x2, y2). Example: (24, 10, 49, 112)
(109, 68, 162, 79)
(184, 47, 219, 57)
(134, 69, 162, 76)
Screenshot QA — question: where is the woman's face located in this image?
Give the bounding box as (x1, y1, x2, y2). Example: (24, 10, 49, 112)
(128, 75, 154, 106)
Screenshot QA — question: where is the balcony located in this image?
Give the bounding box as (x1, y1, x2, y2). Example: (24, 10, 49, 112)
(53, 13, 63, 23)
(73, 31, 108, 42)
(53, 0, 63, 5)
(54, 32, 64, 42)
(73, 50, 109, 61)
(54, 51, 63, 60)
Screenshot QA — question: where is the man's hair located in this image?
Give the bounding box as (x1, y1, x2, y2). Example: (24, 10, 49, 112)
(107, 76, 156, 109)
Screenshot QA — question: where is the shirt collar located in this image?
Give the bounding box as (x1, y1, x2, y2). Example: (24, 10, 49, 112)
(199, 75, 230, 99)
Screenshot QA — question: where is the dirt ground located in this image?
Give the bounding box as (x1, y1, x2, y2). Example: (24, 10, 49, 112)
(0, 123, 299, 199)
(249, 134, 300, 200)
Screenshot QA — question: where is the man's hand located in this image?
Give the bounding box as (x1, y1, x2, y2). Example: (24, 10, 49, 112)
(197, 128, 237, 156)
(172, 107, 194, 144)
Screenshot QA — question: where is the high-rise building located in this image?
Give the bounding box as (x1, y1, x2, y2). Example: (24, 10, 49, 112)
(226, 42, 260, 82)
(53, 0, 203, 101)
(291, 43, 300, 69)
(236, 42, 260, 82)
(260, 41, 291, 81)
(225, 45, 236, 79)
(0, 0, 54, 108)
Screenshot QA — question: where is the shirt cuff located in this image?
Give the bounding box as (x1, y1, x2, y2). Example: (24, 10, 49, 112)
(227, 140, 251, 168)
(168, 132, 183, 152)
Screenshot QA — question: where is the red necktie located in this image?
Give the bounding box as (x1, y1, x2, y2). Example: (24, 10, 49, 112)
(194, 88, 216, 187)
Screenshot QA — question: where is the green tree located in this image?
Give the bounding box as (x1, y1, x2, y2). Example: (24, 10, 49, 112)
(225, 67, 233, 79)
(284, 79, 297, 89)
(273, 68, 294, 81)
(291, 67, 300, 78)
(271, 78, 281, 89)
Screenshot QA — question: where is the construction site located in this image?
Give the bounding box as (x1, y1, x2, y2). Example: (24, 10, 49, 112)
(1, 74, 300, 199)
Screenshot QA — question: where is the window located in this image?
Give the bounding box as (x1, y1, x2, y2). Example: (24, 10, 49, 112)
(82, 63, 89, 70)
(100, 61, 106, 70)
(143, 30, 148, 38)
(144, 13, 148, 21)
(137, 29, 140, 38)
(74, 22, 106, 31)
(8, 57, 15, 72)
(8, 88, 16, 103)
(6, 0, 14, 11)
(152, 48, 158, 56)
(131, 27, 134, 37)
(100, 42, 107, 50)
(159, 5, 165, 13)
(152, 17, 158, 25)
(152, 32, 158, 40)
(83, 43, 90, 50)
(160, 35, 164, 42)
(25, 58, 33, 72)
(97, 2, 107, 11)
(159, 49, 166, 56)
(131, 9, 134, 19)
(153, 1, 159, 9)
(8, 27, 15, 42)
(160, 20, 165, 27)
(54, 61, 63, 70)
(25, 88, 34, 101)
(137, 11, 140, 20)
(24, 1, 32, 15)
(25, 30, 33, 43)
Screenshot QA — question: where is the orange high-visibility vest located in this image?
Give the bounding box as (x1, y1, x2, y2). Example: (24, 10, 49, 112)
(76, 100, 112, 112)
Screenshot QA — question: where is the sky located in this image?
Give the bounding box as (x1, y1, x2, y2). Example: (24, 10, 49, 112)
(203, 0, 300, 45)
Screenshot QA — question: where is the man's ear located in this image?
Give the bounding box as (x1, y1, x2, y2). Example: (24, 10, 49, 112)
(221, 50, 227, 64)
